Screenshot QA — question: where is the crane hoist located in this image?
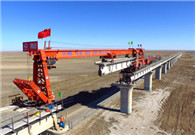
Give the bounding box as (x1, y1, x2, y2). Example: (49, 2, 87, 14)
(13, 29, 157, 104)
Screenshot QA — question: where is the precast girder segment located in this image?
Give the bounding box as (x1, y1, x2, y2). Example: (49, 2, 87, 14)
(95, 57, 136, 76)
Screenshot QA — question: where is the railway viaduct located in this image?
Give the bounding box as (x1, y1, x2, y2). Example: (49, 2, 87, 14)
(112, 53, 182, 114)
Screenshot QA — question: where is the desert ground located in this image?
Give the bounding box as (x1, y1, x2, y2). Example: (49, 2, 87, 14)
(0, 50, 195, 135)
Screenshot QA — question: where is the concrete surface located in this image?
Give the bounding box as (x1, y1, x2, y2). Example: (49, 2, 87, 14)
(162, 63, 167, 74)
(144, 71, 154, 91)
(167, 61, 170, 70)
(155, 66, 162, 80)
(120, 85, 134, 114)
(11, 114, 56, 135)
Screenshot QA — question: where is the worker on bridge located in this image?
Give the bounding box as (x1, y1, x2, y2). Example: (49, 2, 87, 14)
(119, 78, 122, 84)
(48, 97, 53, 110)
(58, 114, 65, 128)
(51, 92, 55, 103)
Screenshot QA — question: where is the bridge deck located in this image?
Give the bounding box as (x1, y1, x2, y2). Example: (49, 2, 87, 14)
(0, 106, 61, 135)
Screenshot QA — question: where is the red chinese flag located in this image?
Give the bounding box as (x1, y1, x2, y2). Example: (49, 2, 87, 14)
(38, 28, 51, 39)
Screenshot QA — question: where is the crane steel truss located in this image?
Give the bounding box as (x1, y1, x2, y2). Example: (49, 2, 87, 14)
(13, 41, 145, 103)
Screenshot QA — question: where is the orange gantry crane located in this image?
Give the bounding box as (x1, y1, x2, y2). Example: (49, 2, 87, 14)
(13, 29, 145, 104)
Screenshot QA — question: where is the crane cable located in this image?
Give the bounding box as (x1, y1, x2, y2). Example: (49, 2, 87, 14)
(27, 54, 31, 81)
(49, 40, 122, 49)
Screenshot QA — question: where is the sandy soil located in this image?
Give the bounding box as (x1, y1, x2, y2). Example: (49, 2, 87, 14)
(101, 89, 171, 135)
(157, 52, 195, 135)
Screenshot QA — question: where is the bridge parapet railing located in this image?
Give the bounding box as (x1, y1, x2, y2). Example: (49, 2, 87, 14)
(0, 108, 38, 133)
(0, 100, 65, 135)
(128, 53, 183, 82)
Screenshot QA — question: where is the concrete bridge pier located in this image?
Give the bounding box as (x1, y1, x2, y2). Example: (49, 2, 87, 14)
(120, 85, 134, 114)
(170, 60, 173, 67)
(174, 58, 176, 64)
(167, 61, 170, 70)
(162, 63, 167, 74)
(144, 71, 154, 91)
(155, 66, 162, 80)
(169, 61, 171, 68)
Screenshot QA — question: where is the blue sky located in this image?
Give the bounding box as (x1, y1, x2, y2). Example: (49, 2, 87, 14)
(1, 1, 195, 51)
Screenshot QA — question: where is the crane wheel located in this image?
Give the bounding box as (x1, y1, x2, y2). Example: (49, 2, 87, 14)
(12, 96, 23, 105)
(12, 99, 16, 104)
(19, 96, 23, 102)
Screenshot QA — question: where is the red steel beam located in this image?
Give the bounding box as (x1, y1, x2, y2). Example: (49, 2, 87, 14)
(29, 48, 144, 59)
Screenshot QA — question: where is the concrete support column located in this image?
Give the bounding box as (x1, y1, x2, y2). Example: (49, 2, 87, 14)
(167, 61, 170, 70)
(144, 71, 154, 91)
(155, 66, 162, 80)
(120, 85, 134, 114)
(162, 63, 167, 74)
(170, 60, 173, 67)
(169, 61, 171, 68)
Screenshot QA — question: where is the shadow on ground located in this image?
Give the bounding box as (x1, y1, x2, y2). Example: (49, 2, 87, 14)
(54, 86, 120, 113)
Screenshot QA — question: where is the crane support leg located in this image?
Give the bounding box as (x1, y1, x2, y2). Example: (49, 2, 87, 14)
(13, 55, 52, 103)
(13, 79, 48, 103)
(33, 61, 52, 98)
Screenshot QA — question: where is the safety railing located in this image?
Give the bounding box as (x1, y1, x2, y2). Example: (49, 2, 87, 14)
(0, 109, 37, 131)
(0, 99, 72, 134)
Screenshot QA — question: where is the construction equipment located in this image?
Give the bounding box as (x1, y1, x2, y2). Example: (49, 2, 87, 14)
(12, 95, 23, 105)
(13, 29, 160, 104)
(121, 55, 162, 73)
